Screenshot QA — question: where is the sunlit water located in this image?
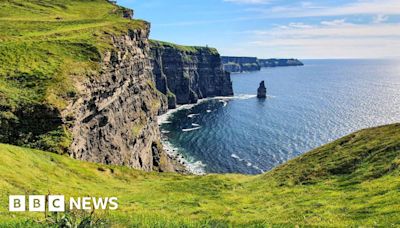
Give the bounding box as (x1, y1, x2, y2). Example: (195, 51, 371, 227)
(160, 59, 400, 174)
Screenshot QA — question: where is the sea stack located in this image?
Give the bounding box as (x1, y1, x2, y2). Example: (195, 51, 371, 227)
(257, 81, 267, 98)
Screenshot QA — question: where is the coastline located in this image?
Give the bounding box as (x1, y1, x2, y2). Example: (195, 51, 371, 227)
(158, 97, 225, 175)
(157, 94, 258, 175)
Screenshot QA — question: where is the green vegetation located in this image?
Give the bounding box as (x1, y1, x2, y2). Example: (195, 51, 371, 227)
(131, 123, 144, 138)
(167, 89, 176, 99)
(150, 39, 219, 55)
(0, 124, 399, 227)
(0, 0, 145, 152)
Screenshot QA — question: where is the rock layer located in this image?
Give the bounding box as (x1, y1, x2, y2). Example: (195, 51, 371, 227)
(66, 25, 179, 172)
(221, 56, 303, 73)
(150, 41, 233, 109)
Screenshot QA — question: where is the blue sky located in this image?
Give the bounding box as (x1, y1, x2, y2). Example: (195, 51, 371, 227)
(118, 0, 400, 59)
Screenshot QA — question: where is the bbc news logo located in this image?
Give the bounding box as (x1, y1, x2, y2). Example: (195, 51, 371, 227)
(9, 195, 118, 212)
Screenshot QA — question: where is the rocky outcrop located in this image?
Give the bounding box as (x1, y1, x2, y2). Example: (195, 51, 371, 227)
(150, 41, 233, 109)
(65, 24, 180, 172)
(122, 9, 134, 19)
(222, 56, 304, 73)
(257, 81, 267, 98)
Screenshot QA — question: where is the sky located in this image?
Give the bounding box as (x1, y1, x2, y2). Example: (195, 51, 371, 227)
(117, 0, 400, 59)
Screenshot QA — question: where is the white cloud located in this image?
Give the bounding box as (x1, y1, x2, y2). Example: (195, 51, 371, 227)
(249, 0, 400, 18)
(224, 0, 270, 4)
(253, 23, 400, 38)
(373, 14, 389, 24)
(243, 22, 400, 58)
(320, 19, 348, 26)
(287, 22, 313, 29)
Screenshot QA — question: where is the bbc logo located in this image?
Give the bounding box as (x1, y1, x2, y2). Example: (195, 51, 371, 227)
(9, 195, 65, 212)
(9, 195, 118, 212)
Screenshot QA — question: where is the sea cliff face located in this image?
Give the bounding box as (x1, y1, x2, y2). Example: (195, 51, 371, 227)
(66, 25, 180, 172)
(222, 56, 304, 73)
(150, 41, 234, 109)
(221, 56, 261, 73)
(258, 58, 304, 67)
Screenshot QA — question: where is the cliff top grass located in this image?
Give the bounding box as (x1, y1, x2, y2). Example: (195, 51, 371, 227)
(0, 123, 399, 227)
(0, 0, 145, 111)
(150, 39, 219, 55)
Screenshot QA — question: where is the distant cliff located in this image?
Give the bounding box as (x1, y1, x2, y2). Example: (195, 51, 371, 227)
(258, 58, 304, 68)
(221, 56, 303, 73)
(150, 40, 234, 109)
(221, 56, 260, 73)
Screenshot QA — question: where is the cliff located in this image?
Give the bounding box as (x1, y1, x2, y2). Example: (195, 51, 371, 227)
(150, 40, 234, 109)
(258, 58, 304, 67)
(221, 56, 261, 72)
(67, 26, 177, 171)
(0, 0, 181, 172)
(221, 56, 304, 73)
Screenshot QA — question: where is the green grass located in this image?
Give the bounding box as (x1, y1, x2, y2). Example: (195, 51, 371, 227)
(150, 39, 219, 55)
(0, 0, 146, 152)
(0, 124, 399, 227)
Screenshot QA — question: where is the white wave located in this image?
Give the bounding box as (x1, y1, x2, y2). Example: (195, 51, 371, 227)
(231, 153, 245, 162)
(188, 113, 200, 118)
(231, 153, 265, 173)
(252, 165, 264, 173)
(206, 110, 212, 113)
(182, 126, 201, 132)
(191, 123, 200, 127)
(219, 99, 228, 107)
(160, 139, 206, 175)
(158, 103, 201, 125)
(161, 130, 170, 134)
(233, 94, 257, 100)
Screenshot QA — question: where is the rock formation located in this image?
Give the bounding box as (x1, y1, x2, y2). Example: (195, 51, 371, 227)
(257, 81, 267, 98)
(221, 56, 304, 73)
(150, 41, 234, 109)
(66, 24, 180, 172)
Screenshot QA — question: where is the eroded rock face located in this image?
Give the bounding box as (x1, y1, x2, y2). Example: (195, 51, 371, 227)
(257, 81, 267, 98)
(150, 43, 233, 109)
(66, 25, 177, 172)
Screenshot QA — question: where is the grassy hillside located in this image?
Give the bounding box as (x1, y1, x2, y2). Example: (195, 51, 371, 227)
(0, 0, 145, 153)
(150, 40, 219, 55)
(0, 124, 399, 227)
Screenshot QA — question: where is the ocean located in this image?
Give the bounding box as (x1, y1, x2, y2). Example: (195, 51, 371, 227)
(160, 59, 400, 174)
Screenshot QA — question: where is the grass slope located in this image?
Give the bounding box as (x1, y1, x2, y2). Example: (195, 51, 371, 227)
(0, 124, 399, 227)
(150, 40, 219, 55)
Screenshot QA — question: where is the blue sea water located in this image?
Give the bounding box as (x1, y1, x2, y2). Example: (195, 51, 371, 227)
(160, 59, 400, 174)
